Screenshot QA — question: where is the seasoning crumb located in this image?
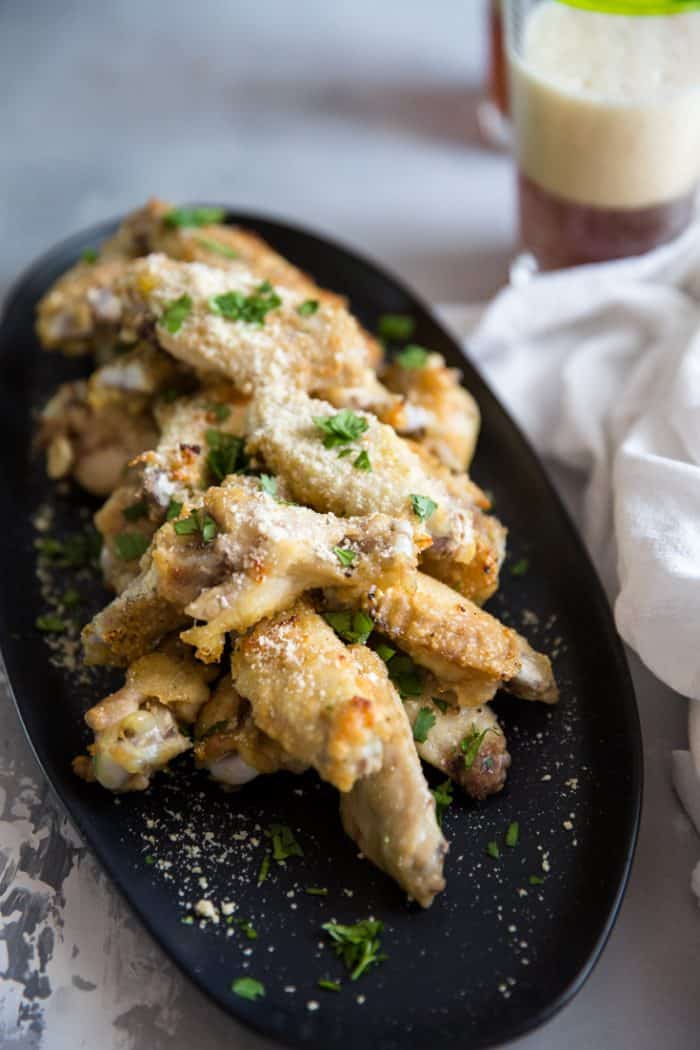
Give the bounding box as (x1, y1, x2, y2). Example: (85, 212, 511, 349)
(306, 1000, 320, 1012)
(194, 899, 219, 923)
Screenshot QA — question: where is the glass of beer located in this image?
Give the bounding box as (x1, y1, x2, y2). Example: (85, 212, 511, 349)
(504, 0, 700, 270)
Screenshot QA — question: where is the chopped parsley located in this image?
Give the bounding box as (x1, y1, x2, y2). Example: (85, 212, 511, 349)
(305, 886, 329, 896)
(122, 500, 148, 522)
(35, 528, 101, 568)
(36, 613, 65, 633)
(412, 707, 436, 744)
(318, 979, 341, 992)
(396, 344, 429, 369)
(486, 841, 500, 860)
(257, 853, 271, 886)
(236, 920, 258, 941)
(231, 977, 265, 1001)
(205, 428, 246, 481)
(432, 697, 449, 714)
(81, 247, 98, 264)
(510, 557, 529, 576)
(529, 875, 544, 886)
(194, 236, 238, 259)
(266, 823, 303, 863)
(323, 609, 373, 645)
(62, 588, 81, 608)
(209, 284, 281, 325)
(313, 409, 369, 449)
(145, 854, 155, 866)
(337, 448, 352, 459)
(166, 498, 183, 521)
(181, 915, 195, 925)
(378, 314, 414, 342)
(505, 821, 519, 848)
(322, 919, 386, 981)
(353, 450, 372, 472)
(114, 531, 150, 561)
(333, 546, 356, 568)
(460, 726, 494, 771)
(297, 298, 319, 317)
(164, 206, 226, 228)
(410, 493, 437, 521)
(173, 510, 218, 543)
(159, 294, 192, 334)
(431, 778, 454, 828)
(259, 474, 278, 497)
(387, 653, 425, 698)
(375, 643, 396, 663)
(203, 401, 231, 422)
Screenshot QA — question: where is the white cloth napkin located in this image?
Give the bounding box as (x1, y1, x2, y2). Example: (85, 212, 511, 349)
(439, 223, 700, 893)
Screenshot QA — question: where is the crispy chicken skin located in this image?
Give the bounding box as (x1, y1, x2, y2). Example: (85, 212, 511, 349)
(83, 475, 418, 667)
(231, 602, 398, 793)
(340, 646, 448, 907)
(38, 380, 158, 496)
(382, 352, 481, 472)
(247, 387, 475, 566)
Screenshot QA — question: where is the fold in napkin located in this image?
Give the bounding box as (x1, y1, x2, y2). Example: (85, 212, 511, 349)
(440, 222, 700, 894)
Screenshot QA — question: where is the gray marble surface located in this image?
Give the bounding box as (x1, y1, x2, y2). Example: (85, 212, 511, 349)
(1, 2, 699, 1048)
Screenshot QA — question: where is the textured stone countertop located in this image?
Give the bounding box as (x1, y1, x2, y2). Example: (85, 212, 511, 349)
(1, 2, 698, 1048)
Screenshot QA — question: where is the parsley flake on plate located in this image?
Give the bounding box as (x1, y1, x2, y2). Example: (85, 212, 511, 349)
(209, 284, 281, 325)
(312, 409, 369, 449)
(375, 643, 396, 663)
(194, 236, 238, 259)
(432, 697, 449, 714)
(323, 610, 373, 645)
(318, 979, 341, 992)
(378, 313, 414, 342)
(159, 294, 192, 334)
(431, 778, 454, 828)
(297, 298, 319, 317)
(231, 977, 265, 1001)
(257, 853, 271, 886)
(266, 823, 303, 863)
(35, 613, 66, 633)
(322, 919, 386, 981)
(510, 557, 529, 577)
(505, 821, 520, 848)
(486, 841, 500, 860)
(203, 400, 231, 422)
(122, 500, 148, 522)
(205, 429, 246, 482)
(412, 707, 436, 743)
(396, 344, 429, 369)
(353, 450, 372, 472)
(259, 474, 278, 497)
(333, 546, 356, 568)
(387, 652, 425, 698)
(164, 206, 226, 228)
(173, 510, 217, 543)
(81, 247, 98, 264)
(305, 886, 329, 896)
(166, 499, 183, 521)
(410, 493, 437, 521)
(460, 725, 496, 771)
(114, 531, 150, 561)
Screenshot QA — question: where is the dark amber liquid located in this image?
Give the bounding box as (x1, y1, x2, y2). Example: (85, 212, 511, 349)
(488, 1, 509, 117)
(518, 173, 696, 270)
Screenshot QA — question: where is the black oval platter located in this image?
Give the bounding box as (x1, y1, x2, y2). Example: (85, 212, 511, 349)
(0, 211, 641, 1050)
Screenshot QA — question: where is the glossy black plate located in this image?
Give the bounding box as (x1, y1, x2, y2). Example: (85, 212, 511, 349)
(0, 213, 641, 1050)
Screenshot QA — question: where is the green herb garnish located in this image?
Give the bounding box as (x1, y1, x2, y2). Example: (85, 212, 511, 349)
(529, 875, 544, 886)
(259, 474, 278, 497)
(114, 531, 150, 561)
(322, 919, 386, 981)
(122, 500, 148, 522)
(257, 853, 271, 886)
(353, 450, 372, 472)
(305, 887, 329, 896)
(486, 841, 500, 859)
(313, 409, 369, 449)
(209, 284, 281, 325)
(266, 823, 303, 863)
(505, 821, 519, 848)
(510, 558, 529, 577)
(396, 345, 429, 368)
(333, 546, 356, 568)
(231, 977, 265, 1001)
(460, 726, 494, 771)
(318, 979, 341, 992)
(145, 854, 155, 865)
(36, 613, 65, 633)
(204, 401, 231, 422)
(194, 236, 238, 259)
(166, 498, 183, 521)
(236, 920, 258, 941)
(387, 653, 425, 698)
(378, 314, 414, 342)
(159, 294, 192, 334)
(206, 428, 246, 481)
(431, 778, 454, 828)
(297, 299, 319, 317)
(410, 493, 437, 521)
(323, 610, 373, 645)
(35, 528, 101, 568)
(432, 697, 449, 714)
(375, 644, 396, 663)
(181, 915, 195, 925)
(412, 707, 436, 744)
(62, 588, 81, 608)
(81, 247, 98, 264)
(173, 510, 217, 543)
(165, 206, 226, 228)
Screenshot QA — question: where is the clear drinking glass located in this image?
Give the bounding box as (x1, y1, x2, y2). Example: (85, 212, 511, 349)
(504, 0, 700, 270)
(478, 0, 511, 150)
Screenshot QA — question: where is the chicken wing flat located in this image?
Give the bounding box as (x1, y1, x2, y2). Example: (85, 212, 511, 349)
(83, 475, 417, 666)
(382, 351, 480, 472)
(246, 387, 475, 566)
(340, 645, 447, 908)
(230, 602, 398, 792)
(327, 571, 558, 703)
